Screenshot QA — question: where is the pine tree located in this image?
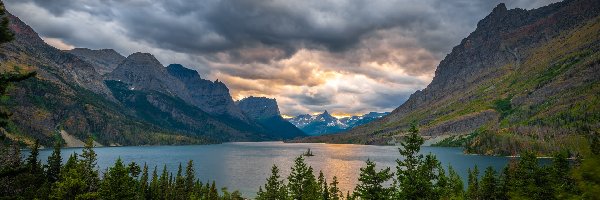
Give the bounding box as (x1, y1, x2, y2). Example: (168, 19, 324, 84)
(256, 165, 287, 200)
(445, 165, 464, 199)
(149, 166, 159, 200)
(26, 139, 42, 174)
(480, 167, 498, 200)
(47, 137, 62, 183)
(0, 0, 13, 43)
(185, 160, 196, 195)
(159, 165, 169, 199)
(208, 181, 218, 200)
(354, 159, 393, 200)
(395, 124, 425, 199)
(174, 163, 186, 199)
(466, 166, 480, 200)
(99, 158, 137, 199)
(395, 123, 446, 199)
(287, 156, 319, 200)
(139, 163, 149, 199)
(79, 137, 99, 193)
(329, 176, 342, 200)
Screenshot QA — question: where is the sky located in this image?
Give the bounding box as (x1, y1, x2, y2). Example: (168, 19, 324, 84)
(4, 0, 559, 117)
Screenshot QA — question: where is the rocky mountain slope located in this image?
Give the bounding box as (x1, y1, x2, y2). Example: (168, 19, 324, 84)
(0, 10, 296, 146)
(288, 111, 389, 136)
(301, 0, 600, 155)
(166, 64, 247, 121)
(237, 96, 305, 139)
(67, 48, 125, 75)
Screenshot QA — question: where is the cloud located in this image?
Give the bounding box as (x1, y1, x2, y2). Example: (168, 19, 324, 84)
(4, 0, 561, 116)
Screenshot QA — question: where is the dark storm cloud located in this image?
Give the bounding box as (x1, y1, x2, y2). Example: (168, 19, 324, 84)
(4, 0, 561, 115)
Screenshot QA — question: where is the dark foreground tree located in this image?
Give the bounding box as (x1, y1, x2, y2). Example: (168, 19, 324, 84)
(257, 165, 287, 200)
(354, 159, 393, 200)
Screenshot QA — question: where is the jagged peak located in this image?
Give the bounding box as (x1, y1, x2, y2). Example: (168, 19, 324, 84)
(492, 3, 507, 13)
(166, 63, 201, 79)
(127, 52, 156, 59)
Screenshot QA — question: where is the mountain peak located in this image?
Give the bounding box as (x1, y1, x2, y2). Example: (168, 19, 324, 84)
(166, 64, 200, 79)
(237, 96, 281, 119)
(67, 48, 125, 75)
(492, 3, 507, 13)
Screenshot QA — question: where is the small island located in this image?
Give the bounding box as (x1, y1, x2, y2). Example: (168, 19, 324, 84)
(303, 148, 315, 156)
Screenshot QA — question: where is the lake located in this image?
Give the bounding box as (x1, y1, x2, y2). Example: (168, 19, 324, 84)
(34, 142, 514, 198)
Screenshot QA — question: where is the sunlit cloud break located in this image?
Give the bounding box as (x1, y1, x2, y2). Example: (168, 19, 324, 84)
(4, 0, 559, 116)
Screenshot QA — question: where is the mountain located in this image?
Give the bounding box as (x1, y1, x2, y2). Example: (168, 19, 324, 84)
(0, 13, 199, 146)
(288, 111, 389, 136)
(339, 112, 390, 129)
(166, 64, 247, 121)
(236, 96, 305, 139)
(66, 48, 125, 75)
(300, 0, 600, 155)
(0, 10, 292, 147)
(290, 111, 347, 136)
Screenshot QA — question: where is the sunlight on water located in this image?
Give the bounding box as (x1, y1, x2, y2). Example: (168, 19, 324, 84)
(33, 142, 512, 198)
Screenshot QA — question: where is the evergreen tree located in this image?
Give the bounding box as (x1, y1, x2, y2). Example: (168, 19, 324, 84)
(480, 167, 498, 200)
(50, 153, 88, 200)
(185, 160, 196, 195)
(159, 165, 169, 199)
(329, 176, 342, 200)
(174, 163, 186, 199)
(394, 123, 446, 199)
(466, 166, 480, 200)
(257, 165, 287, 200)
(208, 181, 218, 200)
(99, 158, 137, 199)
(550, 151, 574, 198)
(395, 123, 425, 199)
(139, 163, 149, 199)
(149, 166, 160, 200)
(572, 132, 600, 199)
(79, 137, 99, 194)
(26, 139, 42, 174)
(47, 137, 62, 183)
(445, 165, 464, 199)
(0, 0, 13, 43)
(354, 159, 393, 200)
(287, 156, 319, 200)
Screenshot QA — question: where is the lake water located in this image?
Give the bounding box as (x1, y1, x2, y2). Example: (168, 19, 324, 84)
(35, 142, 513, 198)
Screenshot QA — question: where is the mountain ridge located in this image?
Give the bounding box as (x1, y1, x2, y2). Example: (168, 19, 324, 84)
(297, 0, 600, 155)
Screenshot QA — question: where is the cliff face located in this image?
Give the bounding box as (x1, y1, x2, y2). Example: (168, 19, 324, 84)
(237, 96, 306, 139)
(303, 0, 600, 153)
(166, 64, 247, 121)
(67, 48, 125, 75)
(107, 52, 190, 99)
(236, 96, 280, 119)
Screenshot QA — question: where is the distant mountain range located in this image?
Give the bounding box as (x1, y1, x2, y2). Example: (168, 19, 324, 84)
(299, 0, 600, 155)
(287, 111, 389, 136)
(0, 11, 305, 147)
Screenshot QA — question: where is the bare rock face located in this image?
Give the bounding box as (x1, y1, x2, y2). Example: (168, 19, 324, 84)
(67, 48, 125, 75)
(237, 96, 305, 139)
(166, 64, 248, 121)
(236, 96, 280, 119)
(107, 53, 190, 100)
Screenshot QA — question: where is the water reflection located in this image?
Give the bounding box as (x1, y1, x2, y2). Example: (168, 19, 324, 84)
(33, 142, 511, 198)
